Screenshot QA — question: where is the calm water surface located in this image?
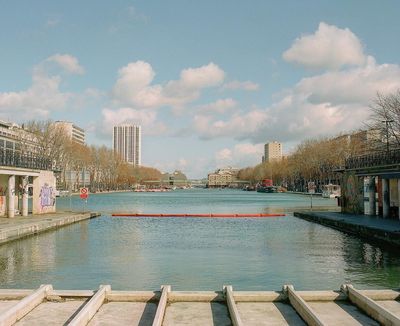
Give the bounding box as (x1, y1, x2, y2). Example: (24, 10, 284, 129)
(0, 189, 399, 291)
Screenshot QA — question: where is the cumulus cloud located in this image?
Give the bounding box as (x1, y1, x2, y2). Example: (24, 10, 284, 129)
(101, 107, 167, 136)
(0, 54, 85, 121)
(112, 61, 225, 109)
(188, 23, 400, 144)
(193, 60, 400, 143)
(222, 80, 260, 91)
(45, 54, 85, 74)
(153, 157, 189, 174)
(283, 22, 367, 69)
(215, 143, 264, 168)
(194, 109, 269, 140)
(196, 98, 237, 114)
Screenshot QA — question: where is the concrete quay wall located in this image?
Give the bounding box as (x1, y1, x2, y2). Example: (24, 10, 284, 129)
(294, 211, 400, 248)
(0, 212, 101, 245)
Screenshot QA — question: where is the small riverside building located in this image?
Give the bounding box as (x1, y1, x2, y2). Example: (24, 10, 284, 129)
(161, 170, 188, 187)
(0, 147, 56, 218)
(340, 148, 400, 219)
(207, 167, 240, 188)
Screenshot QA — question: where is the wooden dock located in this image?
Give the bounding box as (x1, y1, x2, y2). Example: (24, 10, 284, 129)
(0, 284, 399, 325)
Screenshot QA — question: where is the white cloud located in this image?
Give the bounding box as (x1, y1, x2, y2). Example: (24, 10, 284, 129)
(193, 59, 400, 143)
(153, 157, 189, 174)
(216, 143, 263, 168)
(0, 54, 85, 121)
(194, 110, 269, 140)
(283, 22, 366, 69)
(45, 54, 85, 74)
(101, 107, 167, 136)
(178, 63, 225, 89)
(222, 80, 260, 91)
(196, 98, 237, 114)
(112, 61, 225, 109)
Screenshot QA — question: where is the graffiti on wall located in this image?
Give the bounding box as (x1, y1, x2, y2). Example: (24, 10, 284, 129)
(39, 183, 55, 210)
(344, 173, 363, 214)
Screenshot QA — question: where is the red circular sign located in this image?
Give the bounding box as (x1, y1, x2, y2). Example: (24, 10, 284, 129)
(80, 187, 89, 199)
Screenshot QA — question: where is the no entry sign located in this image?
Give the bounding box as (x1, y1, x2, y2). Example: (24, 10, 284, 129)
(80, 187, 89, 199)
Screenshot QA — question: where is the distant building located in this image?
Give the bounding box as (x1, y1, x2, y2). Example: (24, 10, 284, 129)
(263, 141, 282, 162)
(113, 125, 141, 166)
(0, 120, 23, 153)
(161, 170, 188, 187)
(54, 121, 85, 145)
(333, 129, 383, 155)
(208, 167, 240, 188)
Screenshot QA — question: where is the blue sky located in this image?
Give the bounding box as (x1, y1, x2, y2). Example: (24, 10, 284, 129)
(1, 1, 400, 178)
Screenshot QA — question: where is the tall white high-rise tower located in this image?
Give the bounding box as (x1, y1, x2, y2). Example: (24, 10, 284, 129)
(113, 125, 141, 166)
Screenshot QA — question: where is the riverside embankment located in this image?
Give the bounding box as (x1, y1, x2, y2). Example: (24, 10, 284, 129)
(294, 211, 400, 248)
(0, 211, 100, 245)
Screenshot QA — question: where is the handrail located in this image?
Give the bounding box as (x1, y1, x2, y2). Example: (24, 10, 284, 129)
(345, 148, 400, 169)
(0, 148, 52, 171)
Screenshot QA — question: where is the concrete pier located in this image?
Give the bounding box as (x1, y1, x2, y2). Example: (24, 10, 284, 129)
(294, 211, 400, 247)
(0, 211, 101, 245)
(0, 284, 398, 325)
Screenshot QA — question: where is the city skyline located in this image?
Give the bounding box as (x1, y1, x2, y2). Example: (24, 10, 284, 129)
(1, 1, 400, 178)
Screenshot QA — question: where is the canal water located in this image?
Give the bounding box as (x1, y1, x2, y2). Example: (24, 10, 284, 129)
(0, 189, 399, 291)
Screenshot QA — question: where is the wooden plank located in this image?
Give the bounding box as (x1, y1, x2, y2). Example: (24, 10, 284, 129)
(224, 286, 244, 326)
(152, 285, 170, 326)
(0, 284, 52, 326)
(343, 284, 400, 325)
(68, 285, 110, 326)
(284, 285, 324, 326)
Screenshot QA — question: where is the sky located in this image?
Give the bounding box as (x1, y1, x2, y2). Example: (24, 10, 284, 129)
(1, 1, 400, 178)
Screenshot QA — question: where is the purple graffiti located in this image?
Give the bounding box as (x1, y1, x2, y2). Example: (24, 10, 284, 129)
(40, 183, 55, 208)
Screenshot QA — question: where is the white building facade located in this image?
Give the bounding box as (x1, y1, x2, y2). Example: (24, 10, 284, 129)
(54, 121, 85, 145)
(113, 125, 141, 166)
(263, 141, 282, 162)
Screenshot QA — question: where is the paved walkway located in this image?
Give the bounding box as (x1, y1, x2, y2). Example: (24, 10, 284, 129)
(0, 211, 100, 245)
(294, 211, 400, 247)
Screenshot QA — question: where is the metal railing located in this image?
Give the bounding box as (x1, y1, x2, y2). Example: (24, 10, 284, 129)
(0, 148, 52, 171)
(345, 148, 400, 169)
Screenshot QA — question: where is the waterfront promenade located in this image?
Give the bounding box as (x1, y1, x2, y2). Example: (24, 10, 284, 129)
(294, 211, 400, 247)
(0, 211, 100, 245)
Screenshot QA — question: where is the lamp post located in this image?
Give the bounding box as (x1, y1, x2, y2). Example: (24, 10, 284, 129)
(382, 119, 394, 154)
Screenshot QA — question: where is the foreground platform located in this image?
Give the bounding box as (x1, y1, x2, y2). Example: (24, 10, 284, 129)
(0, 284, 399, 325)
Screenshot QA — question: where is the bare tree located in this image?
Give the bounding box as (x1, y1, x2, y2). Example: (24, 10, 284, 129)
(368, 91, 400, 149)
(22, 120, 70, 164)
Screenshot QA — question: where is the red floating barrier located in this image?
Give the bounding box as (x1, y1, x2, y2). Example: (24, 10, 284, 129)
(111, 213, 285, 218)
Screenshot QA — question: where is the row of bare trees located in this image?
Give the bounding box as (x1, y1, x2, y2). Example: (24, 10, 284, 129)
(19, 121, 161, 191)
(238, 91, 400, 192)
(238, 135, 365, 192)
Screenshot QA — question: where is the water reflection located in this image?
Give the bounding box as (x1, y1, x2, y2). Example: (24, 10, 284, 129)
(0, 190, 399, 290)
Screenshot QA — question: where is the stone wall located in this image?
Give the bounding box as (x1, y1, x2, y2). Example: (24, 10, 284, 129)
(341, 171, 364, 214)
(33, 170, 56, 214)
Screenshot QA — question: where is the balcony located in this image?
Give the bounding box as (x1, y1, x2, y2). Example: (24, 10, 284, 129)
(345, 148, 400, 170)
(0, 148, 52, 171)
